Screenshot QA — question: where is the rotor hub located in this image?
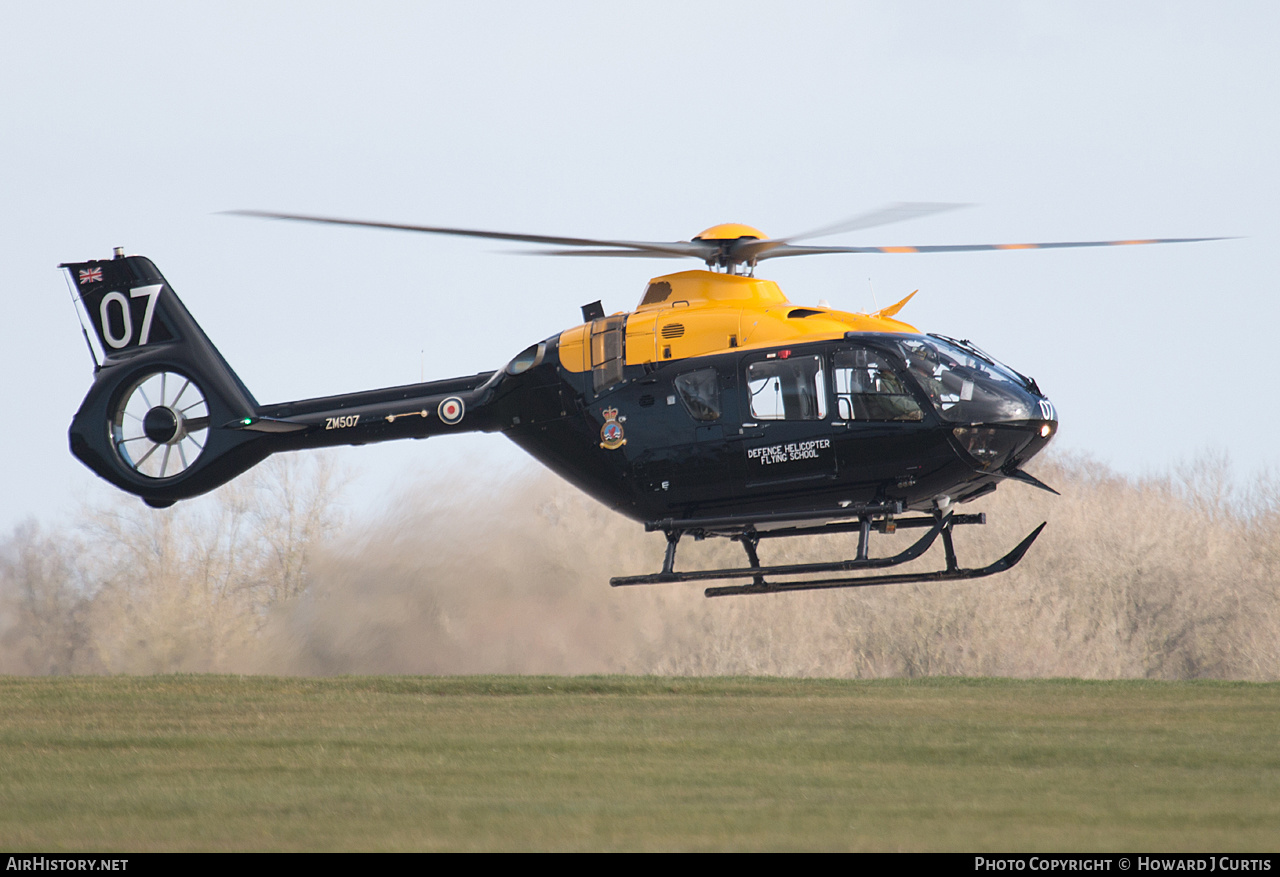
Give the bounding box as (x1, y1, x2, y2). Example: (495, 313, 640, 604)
(692, 223, 767, 242)
(142, 405, 185, 445)
(689, 224, 770, 273)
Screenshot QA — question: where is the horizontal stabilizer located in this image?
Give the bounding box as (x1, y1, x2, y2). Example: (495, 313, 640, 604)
(231, 416, 309, 434)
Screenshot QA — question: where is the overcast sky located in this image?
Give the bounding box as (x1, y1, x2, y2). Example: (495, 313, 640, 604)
(3, 1, 1277, 531)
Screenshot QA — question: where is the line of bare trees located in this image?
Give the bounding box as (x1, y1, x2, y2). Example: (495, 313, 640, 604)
(2, 451, 1277, 678)
(0, 455, 344, 674)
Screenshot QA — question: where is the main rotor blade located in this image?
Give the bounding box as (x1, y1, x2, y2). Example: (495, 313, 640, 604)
(510, 248, 693, 259)
(752, 236, 1231, 261)
(228, 210, 710, 259)
(785, 202, 971, 243)
(735, 202, 971, 264)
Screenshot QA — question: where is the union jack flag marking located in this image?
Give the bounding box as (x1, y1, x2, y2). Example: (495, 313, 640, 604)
(78, 267, 103, 284)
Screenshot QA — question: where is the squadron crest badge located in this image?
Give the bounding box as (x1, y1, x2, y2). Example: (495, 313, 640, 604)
(599, 406, 626, 450)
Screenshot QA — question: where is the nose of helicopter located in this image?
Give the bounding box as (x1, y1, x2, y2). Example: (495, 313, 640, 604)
(890, 334, 1057, 473)
(951, 418, 1055, 473)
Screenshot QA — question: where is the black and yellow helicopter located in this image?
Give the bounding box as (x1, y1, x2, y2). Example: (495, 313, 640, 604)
(60, 205, 1217, 597)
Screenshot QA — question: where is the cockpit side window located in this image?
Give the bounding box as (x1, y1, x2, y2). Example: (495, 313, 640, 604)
(747, 355, 827, 421)
(674, 368, 721, 422)
(833, 348, 923, 422)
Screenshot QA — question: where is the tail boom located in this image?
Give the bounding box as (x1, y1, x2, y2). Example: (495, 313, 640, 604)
(62, 253, 497, 507)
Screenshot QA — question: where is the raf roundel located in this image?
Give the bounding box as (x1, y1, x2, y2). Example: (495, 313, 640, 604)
(437, 396, 465, 425)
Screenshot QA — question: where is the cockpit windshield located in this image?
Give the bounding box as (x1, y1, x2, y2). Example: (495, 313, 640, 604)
(894, 336, 1040, 423)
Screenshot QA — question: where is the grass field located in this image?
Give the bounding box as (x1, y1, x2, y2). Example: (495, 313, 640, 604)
(0, 676, 1276, 851)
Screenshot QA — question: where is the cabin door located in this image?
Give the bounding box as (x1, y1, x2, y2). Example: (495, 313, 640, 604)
(738, 352, 838, 487)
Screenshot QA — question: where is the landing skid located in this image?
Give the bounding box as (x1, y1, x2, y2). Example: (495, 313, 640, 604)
(610, 504, 1045, 598)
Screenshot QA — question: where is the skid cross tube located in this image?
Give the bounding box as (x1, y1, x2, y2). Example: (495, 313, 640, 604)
(730, 512, 985, 542)
(643, 501, 907, 534)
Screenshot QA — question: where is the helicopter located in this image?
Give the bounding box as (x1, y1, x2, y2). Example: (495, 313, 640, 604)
(60, 205, 1220, 597)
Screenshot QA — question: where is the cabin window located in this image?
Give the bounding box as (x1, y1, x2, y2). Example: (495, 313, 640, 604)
(590, 315, 627, 392)
(747, 355, 827, 421)
(833, 348, 923, 421)
(674, 368, 720, 422)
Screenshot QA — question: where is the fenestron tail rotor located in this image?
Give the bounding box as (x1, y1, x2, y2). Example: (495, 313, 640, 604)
(111, 370, 210, 480)
(229, 205, 1227, 274)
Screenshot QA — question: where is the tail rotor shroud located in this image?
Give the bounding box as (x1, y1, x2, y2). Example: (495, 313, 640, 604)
(110, 370, 210, 480)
